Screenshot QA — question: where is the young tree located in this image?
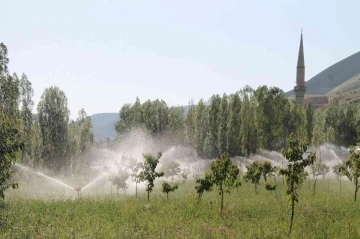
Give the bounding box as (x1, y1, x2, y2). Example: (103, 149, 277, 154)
(339, 147, 360, 201)
(194, 173, 213, 201)
(131, 162, 143, 198)
(109, 169, 130, 194)
(333, 162, 343, 191)
(280, 134, 316, 234)
(262, 161, 277, 191)
(139, 152, 164, 201)
(209, 152, 240, 213)
(161, 182, 178, 199)
(0, 108, 23, 200)
(195, 152, 240, 213)
(162, 161, 181, 182)
(243, 161, 263, 193)
(181, 168, 190, 183)
(310, 160, 329, 196)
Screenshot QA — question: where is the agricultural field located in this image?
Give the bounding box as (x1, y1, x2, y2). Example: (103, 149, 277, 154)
(1, 177, 359, 238)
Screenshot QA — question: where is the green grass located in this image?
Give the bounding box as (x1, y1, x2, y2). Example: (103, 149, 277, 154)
(1, 179, 360, 238)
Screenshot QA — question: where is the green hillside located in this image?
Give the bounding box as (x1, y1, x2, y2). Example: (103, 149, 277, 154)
(327, 73, 360, 95)
(285, 51, 360, 96)
(90, 113, 118, 141)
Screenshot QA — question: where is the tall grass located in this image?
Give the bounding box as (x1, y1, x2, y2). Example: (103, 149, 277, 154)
(0, 179, 359, 238)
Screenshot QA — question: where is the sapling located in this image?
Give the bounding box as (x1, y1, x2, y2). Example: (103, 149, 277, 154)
(162, 161, 181, 182)
(195, 152, 240, 213)
(310, 160, 329, 196)
(262, 161, 277, 191)
(195, 173, 213, 201)
(280, 134, 316, 234)
(210, 152, 240, 213)
(339, 146, 360, 201)
(243, 161, 262, 193)
(332, 163, 343, 191)
(181, 168, 190, 183)
(139, 152, 164, 201)
(131, 162, 143, 198)
(161, 181, 178, 199)
(109, 169, 129, 194)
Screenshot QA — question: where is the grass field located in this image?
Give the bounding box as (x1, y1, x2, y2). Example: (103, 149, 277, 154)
(1, 177, 359, 239)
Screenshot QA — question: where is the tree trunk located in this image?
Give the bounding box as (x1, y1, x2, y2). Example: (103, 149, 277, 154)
(313, 175, 318, 197)
(220, 191, 224, 214)
(340, 177, 341, 192)
(147, 185, 150, 201)
(289, 198, 295, 234)
(355, 179, 358, 202)
(167, 192, 169, 199)
(135, 182, 138, 198)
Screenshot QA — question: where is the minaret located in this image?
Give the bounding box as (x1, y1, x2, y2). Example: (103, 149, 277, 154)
(294, 30, 306, 105)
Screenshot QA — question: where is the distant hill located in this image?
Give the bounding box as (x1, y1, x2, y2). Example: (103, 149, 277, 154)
(285, 51, 360, 97)
(90, 105, 191, 142)
(90, 113, 118, 141)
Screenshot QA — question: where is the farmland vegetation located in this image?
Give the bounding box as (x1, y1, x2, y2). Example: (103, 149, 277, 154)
(2, 42, 360, 238)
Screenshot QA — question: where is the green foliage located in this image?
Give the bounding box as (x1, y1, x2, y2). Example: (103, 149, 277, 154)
(226, 93, 242, 156)
(109, 169, 130, 194)
(195, 152, 240, 213)
(161, 181, 178, 199)
(181, 168, 190, 183)
(243, 161, 276, 192)
(139, 152, 164, 201)
(37, 86, 70, 171)
(280, 134, 316, 233)
(161, 161, 181, 182)
(0, 43, 9, 74)
(339, 147, 360, 201)
(0, 108, 23, 200)
(310, 162, 330, 179)
(194, 173, 213, 201)
(18, 73, 34, 164)
(305, 103, 314, 143)
(332, 163, 343, 179)
(243, 161, 263, 193)
(131, 162, 143, 198)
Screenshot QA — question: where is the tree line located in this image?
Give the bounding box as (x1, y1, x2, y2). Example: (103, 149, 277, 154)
(115, 87, 360, 158)
(0, 42, 94, 182)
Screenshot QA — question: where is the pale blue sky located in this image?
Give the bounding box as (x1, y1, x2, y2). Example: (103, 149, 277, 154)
(1, 0, 359, 118)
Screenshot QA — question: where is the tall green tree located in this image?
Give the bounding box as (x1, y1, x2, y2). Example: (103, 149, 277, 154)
(37, 86, 70, 171)
(217, 94, 228, 155)
(205, 95, 221, 158)
(0, 107, 23, 200)
(255, 86, 287, 151)
(0, 43, 9, 74)
(194, 100, 208, 156)
(18, 73, 34, 163)
(226, 93, 241, 156)
(305, 103, 314, 143)
(184, 99, 196, 147)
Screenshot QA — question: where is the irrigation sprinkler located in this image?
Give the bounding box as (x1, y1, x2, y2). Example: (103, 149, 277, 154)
(74, 187, 82, 198)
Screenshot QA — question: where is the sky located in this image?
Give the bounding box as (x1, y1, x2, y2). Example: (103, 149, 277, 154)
(1, 0, 359, 119)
